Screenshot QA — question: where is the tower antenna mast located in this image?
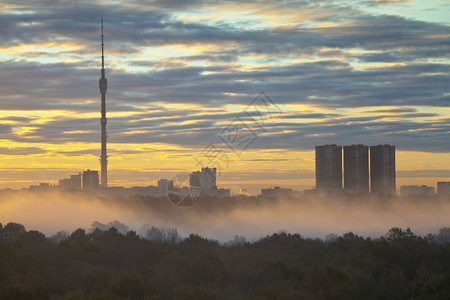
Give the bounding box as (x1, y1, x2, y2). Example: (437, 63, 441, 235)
(99, 18, 108, 188)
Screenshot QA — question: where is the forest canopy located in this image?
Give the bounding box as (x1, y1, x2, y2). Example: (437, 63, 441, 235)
(0, 222, 449, 299)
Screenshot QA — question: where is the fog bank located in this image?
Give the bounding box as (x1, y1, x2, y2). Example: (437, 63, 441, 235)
(1, 191, 449, 241)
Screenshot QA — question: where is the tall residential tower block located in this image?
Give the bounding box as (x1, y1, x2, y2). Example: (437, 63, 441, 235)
(315, 144, 342, 190)
(344, 144, 369, 193)
(370, 144, 396, 195)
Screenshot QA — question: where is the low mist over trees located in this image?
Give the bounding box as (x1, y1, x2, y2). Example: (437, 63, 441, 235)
(0, 222, 449, 299)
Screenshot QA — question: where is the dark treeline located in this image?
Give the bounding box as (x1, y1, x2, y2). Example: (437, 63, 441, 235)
(0, 222, 449, 299)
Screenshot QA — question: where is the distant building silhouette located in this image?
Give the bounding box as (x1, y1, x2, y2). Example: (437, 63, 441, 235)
(315, 144, 342, 190)
(261, 186, 294, 198)
(58, 173, 82, 192)
(81, 170, 99, 192)
(58, 179, 72, 191)
(437, 182, 450, 195)
(102, 186, 158, 198)
(189, 167, 230, 197)
(400, 185, 434, 196)
(71, 173, 82, 190)
(370, 144, 396, 195)
(29, 183, 53, 192)
(158, 179, 174, 194)
(204, 188, 231, 198)
(344, 144, 369, 193)
(190, 167, 217, 190)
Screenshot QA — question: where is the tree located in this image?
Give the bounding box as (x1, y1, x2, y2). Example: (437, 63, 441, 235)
(302, 265, 357, 299)
(66, 228, 89, 245)
(146, 226, 180, 243)
(147, 226, 165, 241)
(435, 227, 450, 245)
(0, 222, 26, 243)
(18, 230, 47, 246)
(174, 285, 217, 300)
(386, 227, 419, 242)
(49, 231, 69, 244)
(110, 270, 153, 299)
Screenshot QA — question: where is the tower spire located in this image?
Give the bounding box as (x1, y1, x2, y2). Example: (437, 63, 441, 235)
(99, 18, 108, 188)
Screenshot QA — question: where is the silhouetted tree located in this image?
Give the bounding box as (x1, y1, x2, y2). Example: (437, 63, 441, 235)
(436, 227, 450, 245)
(0, 223, 449, 299)
(0, 222, 26, 243)
(49, 230, 69, 244)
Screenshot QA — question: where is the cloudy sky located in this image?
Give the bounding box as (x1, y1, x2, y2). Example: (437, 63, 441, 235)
(0, 0, 449, 193)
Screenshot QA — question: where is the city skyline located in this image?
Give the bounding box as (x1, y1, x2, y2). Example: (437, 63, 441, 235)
(1, 0, 449, 194)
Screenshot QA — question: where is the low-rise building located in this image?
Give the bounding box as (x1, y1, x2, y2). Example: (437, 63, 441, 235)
(437, 182, 450, 195)
(58, 173, 82, 192)
(29, 183, 54, 192)
(400, 185, 434, 196)
(261, 186, 294, 198)
(158, 179, 174, 195)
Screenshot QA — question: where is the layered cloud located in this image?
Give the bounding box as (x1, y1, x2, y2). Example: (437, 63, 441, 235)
(0, 0, 449, 189)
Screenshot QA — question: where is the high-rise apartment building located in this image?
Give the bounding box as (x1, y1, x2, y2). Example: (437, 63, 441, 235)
(370, 144, 396, 195)
(344, 144, 369, 193)
(190, 167, 217, 190)
(315, 144, 342, 190)
(81, 169, 99, 192)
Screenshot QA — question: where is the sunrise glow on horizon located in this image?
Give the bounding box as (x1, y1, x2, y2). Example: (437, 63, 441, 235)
(1, 0, 449, 194)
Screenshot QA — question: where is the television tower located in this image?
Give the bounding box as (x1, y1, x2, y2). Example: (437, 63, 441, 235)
(99, 18, 108, 188)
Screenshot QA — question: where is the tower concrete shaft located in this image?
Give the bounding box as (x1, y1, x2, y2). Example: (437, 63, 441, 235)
(99, 18, 108, 188)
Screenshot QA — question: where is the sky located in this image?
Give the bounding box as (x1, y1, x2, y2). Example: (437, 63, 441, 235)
(0, 0, 449, 194)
